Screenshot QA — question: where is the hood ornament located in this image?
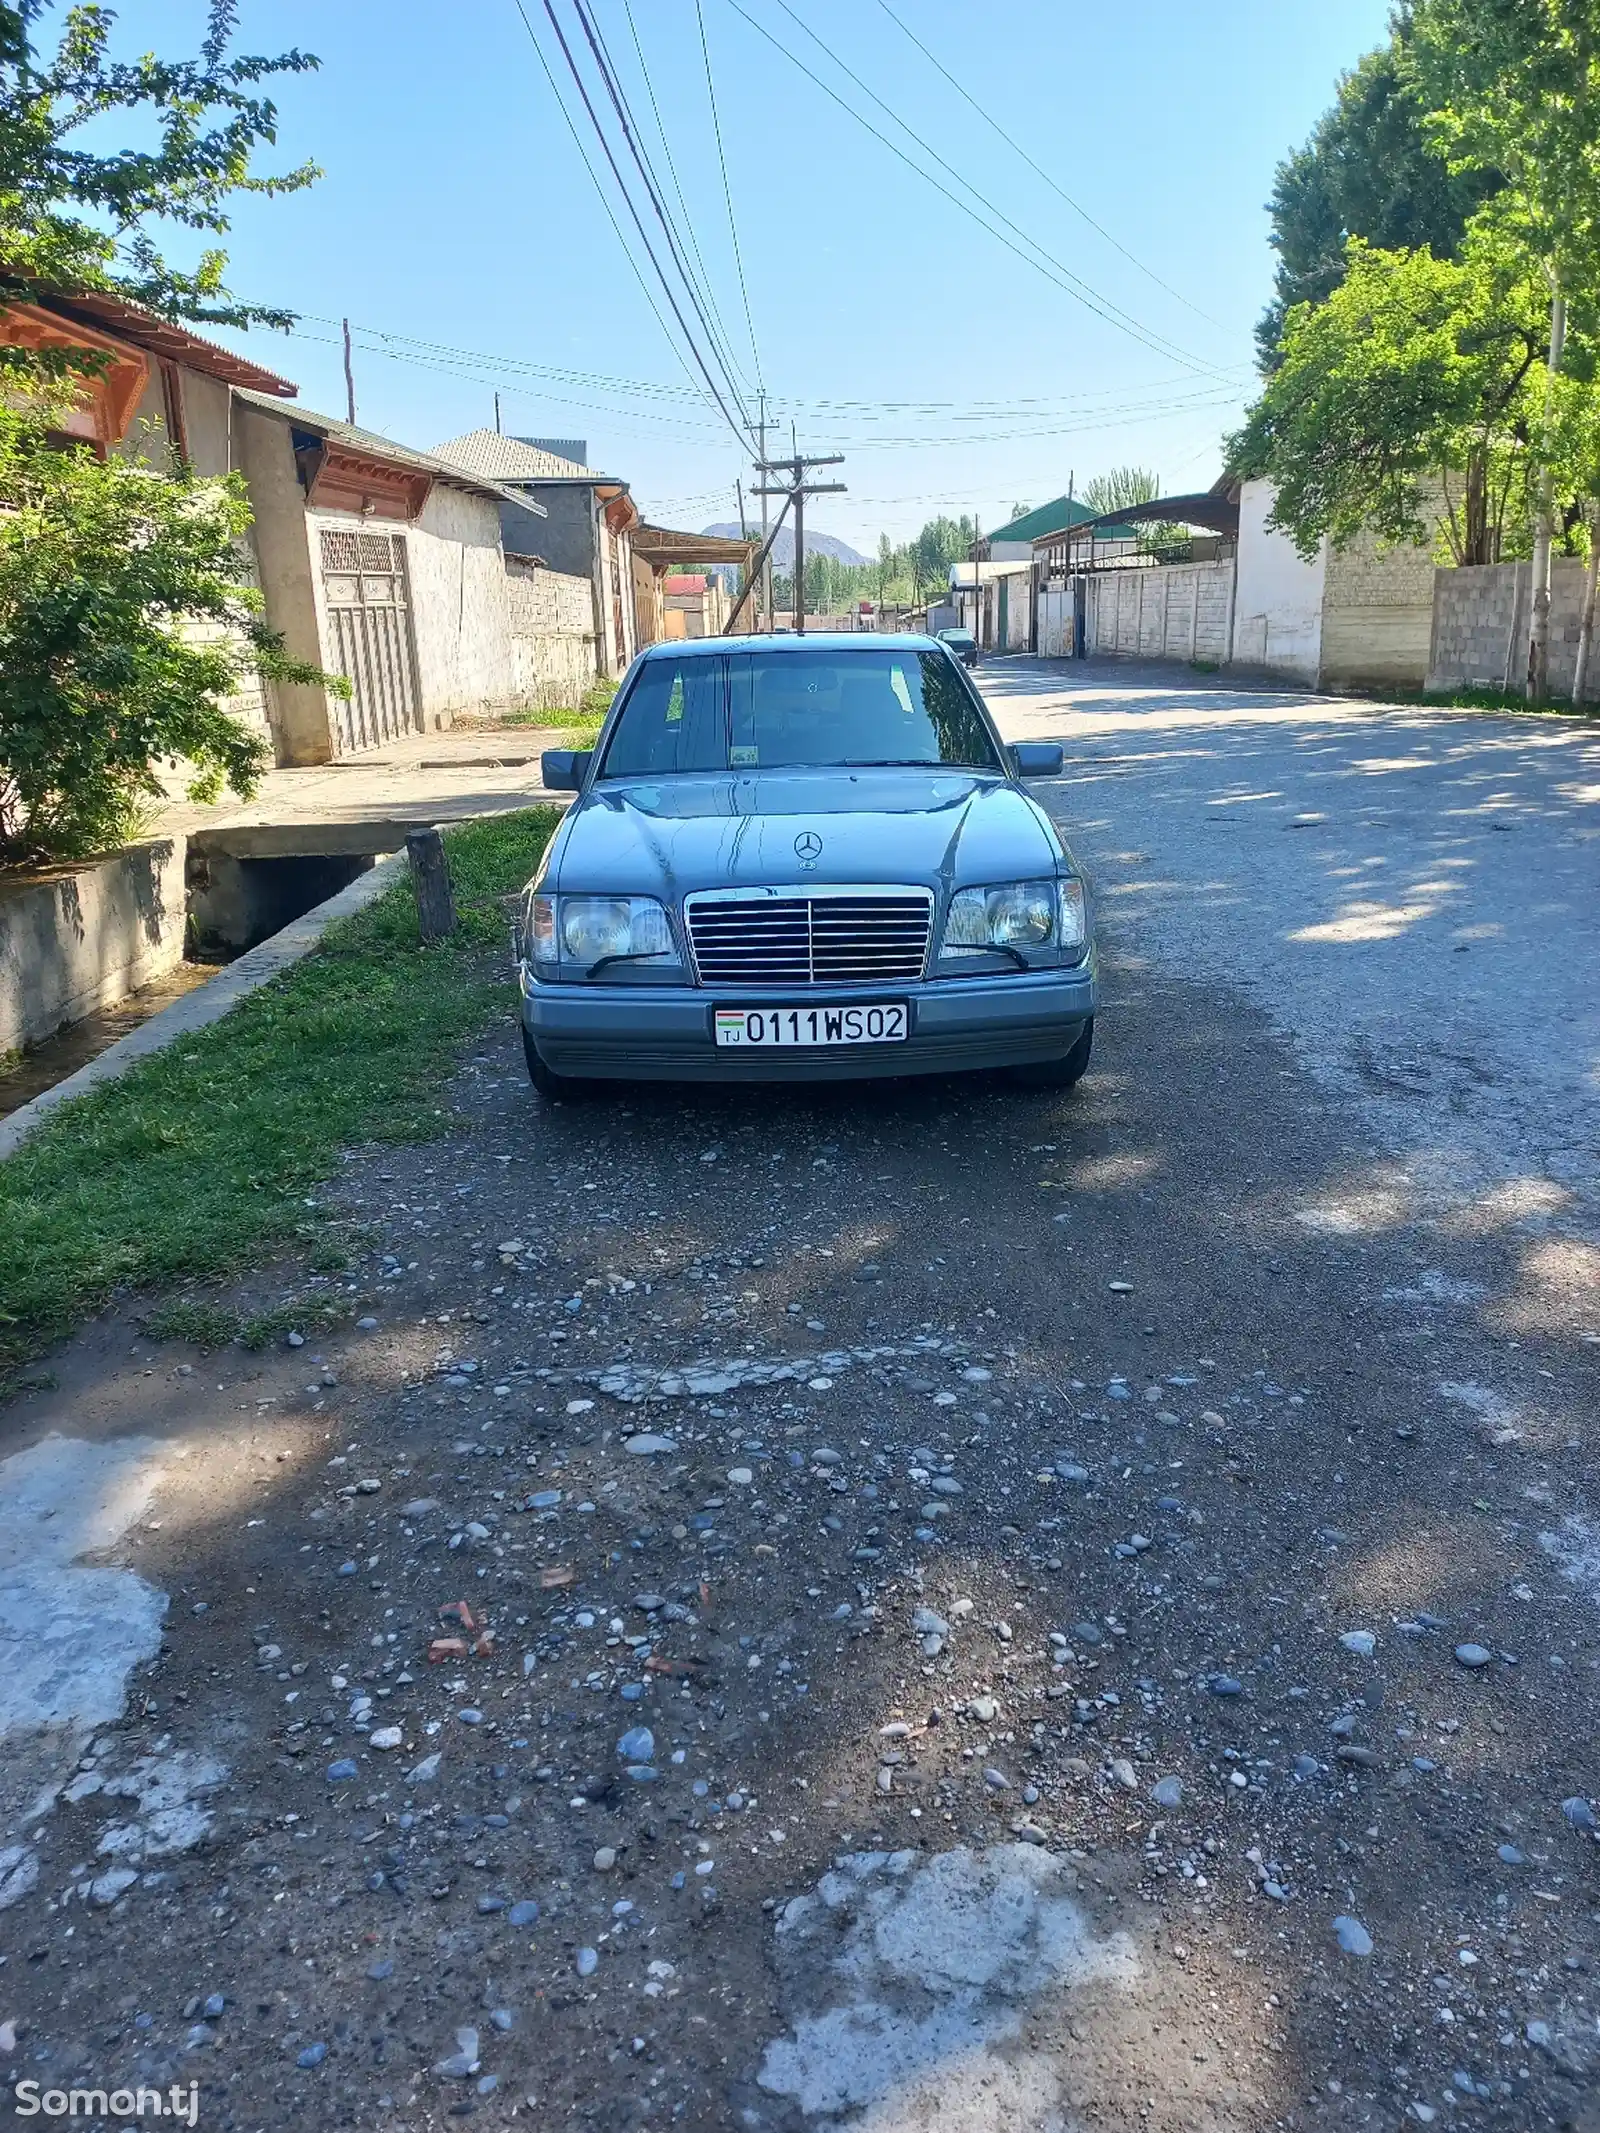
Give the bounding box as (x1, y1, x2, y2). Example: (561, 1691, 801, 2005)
(793, 830, 823, 868)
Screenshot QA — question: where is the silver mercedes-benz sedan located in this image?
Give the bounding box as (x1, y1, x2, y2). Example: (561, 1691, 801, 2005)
(515, 633, 1095, 1095)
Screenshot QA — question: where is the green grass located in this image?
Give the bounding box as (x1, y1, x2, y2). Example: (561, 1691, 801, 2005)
(0, 806, 560, 1374)
(1385, 683, 1599, 717)
(142, 1293, 356, 1351)
(484, 674, 620, 745)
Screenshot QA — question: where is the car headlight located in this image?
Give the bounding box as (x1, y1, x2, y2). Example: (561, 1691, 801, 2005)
(941, 878, 1087, 961)
(527, 894, 677, 976)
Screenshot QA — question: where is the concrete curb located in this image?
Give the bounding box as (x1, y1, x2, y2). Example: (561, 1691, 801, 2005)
(0, 852, 410, 1162)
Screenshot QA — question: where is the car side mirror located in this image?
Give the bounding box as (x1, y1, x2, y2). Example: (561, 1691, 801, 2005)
(541, 749, 592, 792)
(1011, 741, 1064, 778)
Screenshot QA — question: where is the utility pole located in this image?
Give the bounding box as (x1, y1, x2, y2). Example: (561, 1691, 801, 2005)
(756, 390, 771, 632)
(753, 451, 846, 636)
(494, 391, 502, 435)
(342, 318, 357, 427)
(735, 479, 748, 537)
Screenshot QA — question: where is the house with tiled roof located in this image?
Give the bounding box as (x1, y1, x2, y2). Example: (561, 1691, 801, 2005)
(432, 429, 643, 674)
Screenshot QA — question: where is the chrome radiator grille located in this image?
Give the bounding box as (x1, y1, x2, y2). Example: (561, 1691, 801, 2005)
(686, 888, 933, 987)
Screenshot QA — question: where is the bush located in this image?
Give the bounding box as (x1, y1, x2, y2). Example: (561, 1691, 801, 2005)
(0, 413, 330, 864)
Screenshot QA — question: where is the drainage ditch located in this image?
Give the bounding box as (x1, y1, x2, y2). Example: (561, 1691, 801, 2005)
(1, 834, 394, 1125)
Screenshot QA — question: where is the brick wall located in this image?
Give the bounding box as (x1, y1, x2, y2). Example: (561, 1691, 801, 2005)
(1428, 560, 1600, 699)
(1320, 526, 1436, 689)
(504, 560, 597, 711)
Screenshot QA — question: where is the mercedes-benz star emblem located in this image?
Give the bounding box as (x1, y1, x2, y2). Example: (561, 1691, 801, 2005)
(793, 830, 823, 866)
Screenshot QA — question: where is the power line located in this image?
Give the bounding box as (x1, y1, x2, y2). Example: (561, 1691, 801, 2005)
(727, 0, 1230, 378)
(574, 0, 757, 419)
(521, 0, 756, 452)
(508, 0, 732, 430)
(871, 0, 1226, 331)
(620, 0, 749, 397)
(695, 0, 763, 393)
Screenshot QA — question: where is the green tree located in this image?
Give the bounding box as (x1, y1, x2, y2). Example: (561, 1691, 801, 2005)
(1256, 30, 1498, 369)
(0, 1, 329, 858)
(0, 418, 329, 862)
(0, 0, 320, 387)
(1228, 237, 1548, 566)
(1412, 0, 1600, 693)
(1080, 466, 1160, 516)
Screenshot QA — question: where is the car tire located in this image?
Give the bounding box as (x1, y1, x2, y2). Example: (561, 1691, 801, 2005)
(521, 1024, 588, 1102)
(1008, 1017, 1093, 1091)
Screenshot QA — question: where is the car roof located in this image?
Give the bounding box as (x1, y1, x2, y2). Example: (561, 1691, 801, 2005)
(633, 630, 944, 659)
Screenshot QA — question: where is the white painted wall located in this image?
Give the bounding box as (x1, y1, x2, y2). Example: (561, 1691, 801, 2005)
(306, 486, 513, 737)
(1232, 477, 1326, 682)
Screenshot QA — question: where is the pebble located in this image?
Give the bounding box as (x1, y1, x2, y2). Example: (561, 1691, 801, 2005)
(1560, 1795, 1596, 1831)
(727, 1467, 753, 1486)
(594, 1847, 617, 1871)
(575, 1948, 599, 1978)
(1110, 1758, 1138, 1792)
(1454, 1643, 1493, 1669)
(508, 1900, 540, 1926)
(407, 1753, 442, 1784)
(1152, 1776, 1184, 1809)
(1332, 1915, 1374, 1957)
(1340, 1631, 1377, 1657)
(369, 1726, 403, 1751)
(624, 1435, 677, 1456)
(617, 1726, 655, 1763)
(1208, 1675, 1243, 1697)
(296, 2042, 326, 2068)
(326, 1759, 359, 1782)
(1496, 1844, 1526, 1865)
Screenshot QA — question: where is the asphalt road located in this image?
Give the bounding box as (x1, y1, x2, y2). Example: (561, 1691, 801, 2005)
(1, 661, 1596, 2133)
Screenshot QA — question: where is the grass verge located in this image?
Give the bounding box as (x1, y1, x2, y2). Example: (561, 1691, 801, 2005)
(0, 806, 560, 1374)
(1384, 683, 1599, 717)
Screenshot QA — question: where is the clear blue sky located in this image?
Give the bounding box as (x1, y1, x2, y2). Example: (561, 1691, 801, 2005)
(131, 0, 1391, 551)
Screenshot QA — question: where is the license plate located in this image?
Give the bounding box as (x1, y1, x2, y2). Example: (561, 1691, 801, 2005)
(714, 1003, 908, 1048)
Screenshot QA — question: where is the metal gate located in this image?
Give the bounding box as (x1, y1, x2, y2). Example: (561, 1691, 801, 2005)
(318, 526, 421, 751)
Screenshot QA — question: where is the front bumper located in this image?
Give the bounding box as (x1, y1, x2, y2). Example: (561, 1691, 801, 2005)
(519, 959, 1097, 1082)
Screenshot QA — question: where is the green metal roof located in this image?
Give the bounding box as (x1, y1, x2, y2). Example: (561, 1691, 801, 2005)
(984, 494, 1098, 545)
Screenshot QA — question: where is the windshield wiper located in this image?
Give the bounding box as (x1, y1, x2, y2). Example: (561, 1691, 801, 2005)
(839, 758, 989, 770)
(583, 951, 675, 981)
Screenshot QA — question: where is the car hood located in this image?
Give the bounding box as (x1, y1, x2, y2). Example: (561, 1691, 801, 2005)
(546, 769, 1065, 901)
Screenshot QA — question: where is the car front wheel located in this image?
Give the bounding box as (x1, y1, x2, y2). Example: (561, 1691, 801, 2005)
(1008, 1017, 1093, 1091)
(521, 1024, 589, 1102)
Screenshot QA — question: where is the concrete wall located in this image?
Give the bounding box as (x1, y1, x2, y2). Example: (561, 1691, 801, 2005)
(389, 484, 514, 723)
(1320, 524, 1436, 690)
(0, 841, 187, 1053)
(1427, 559, 1600, 699)
(1085, 561, 1234, 662)
(1232, 477, 1326, 681)
(234, 403, 336, 766)
(504, 562, 597, 710)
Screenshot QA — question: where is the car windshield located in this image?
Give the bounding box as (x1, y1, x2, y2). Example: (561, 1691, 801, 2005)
(597, 649, 1001, 778)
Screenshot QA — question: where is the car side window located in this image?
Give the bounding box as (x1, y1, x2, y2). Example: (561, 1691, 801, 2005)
(599, 658, 726, 777)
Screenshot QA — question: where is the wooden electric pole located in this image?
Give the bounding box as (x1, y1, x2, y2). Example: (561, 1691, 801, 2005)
(342, 318, 357, 427)
(752, 451, 845, 636)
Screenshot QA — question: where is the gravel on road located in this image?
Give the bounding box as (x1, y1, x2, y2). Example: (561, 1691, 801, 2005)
(0, 662, 1594, 2133)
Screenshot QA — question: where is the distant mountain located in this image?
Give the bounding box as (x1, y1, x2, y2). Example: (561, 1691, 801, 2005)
(702, 522, 869, 571)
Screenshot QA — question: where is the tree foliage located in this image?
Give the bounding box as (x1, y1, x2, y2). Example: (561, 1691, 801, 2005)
(0, 414, 333, 863)
(0, 0, 319, 388)
(1230, 238, 1549, 565)
(1079, 466, 1160, 516)
(0, 2, 329, 862)
(1411, 0, 1600, 291)
(1256, 29, 1498, 369)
